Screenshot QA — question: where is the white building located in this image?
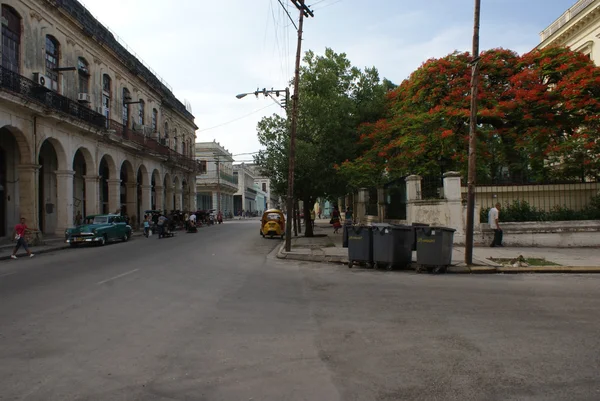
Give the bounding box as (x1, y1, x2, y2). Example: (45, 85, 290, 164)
(0, 0, 198, 237)
(539, 0, 600, 64)
(247, 163, 280, 210)
(195, 141, 236, 215)
(233, 163, 257, 215)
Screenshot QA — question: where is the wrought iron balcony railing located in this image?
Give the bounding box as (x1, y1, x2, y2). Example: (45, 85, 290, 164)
(0, 65, 106, 128)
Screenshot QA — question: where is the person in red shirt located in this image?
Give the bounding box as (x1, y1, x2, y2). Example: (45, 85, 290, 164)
(11, 217, 34, 259)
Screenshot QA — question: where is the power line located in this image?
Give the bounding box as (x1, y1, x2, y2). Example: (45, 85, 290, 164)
(313, 0, 342, 10)
(277, 0, 298, 30)
(198, 103, 277, 132)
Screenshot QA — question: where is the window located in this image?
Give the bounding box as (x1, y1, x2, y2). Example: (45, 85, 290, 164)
(122, 87, 130, 126)
(151, 108, 157, 132)
(77, 57, 89, 94)
(1, 5, 20, 73)
(163, 122, 169, 144)
(200, 160, 207, 174)
(45, 35, 59, 91)
(138, 99, 145, 125)
(262, 183, 267, 192)
(102, 74, 111, 121)
(174, 136, 178, 152)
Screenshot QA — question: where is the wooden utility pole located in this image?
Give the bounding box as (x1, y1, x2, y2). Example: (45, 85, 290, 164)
(285, 0, 313, 252)
(465, 0, 481, 265)
(216, 155, 221, 213)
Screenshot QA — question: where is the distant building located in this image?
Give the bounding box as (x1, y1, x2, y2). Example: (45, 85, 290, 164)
(246, 163, 280, 210)
(538, 0, 600, 64)
(194, 141, 236, 214)
(233, 163, 257, 215)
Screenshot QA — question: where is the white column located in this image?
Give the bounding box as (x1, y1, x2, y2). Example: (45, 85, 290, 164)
(175, 189, 183, 211)
(125, 183, 136, 218)
(141, 185, 152, 214)
(443, 171, 462, 201)
(154, 185, 164, 211)
(83, 175, 100, 215)
(17, 164, 41, 230)
(107, 179, 121, 214)
(406, 175, 422, 201)
(165, 186, 174, 211)
(55, 170, 75, 234)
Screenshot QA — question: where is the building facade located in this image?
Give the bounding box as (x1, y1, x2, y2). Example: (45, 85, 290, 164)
(539, 0, 600, 64)
(0, 0, 199, 237)
(195, 141, 236, 215)
(246, 163, 280, 210)
(233, 163, 257, 215)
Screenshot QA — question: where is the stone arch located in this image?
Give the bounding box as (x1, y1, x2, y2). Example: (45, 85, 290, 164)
(72, 146, 94, 219)
(173, 175, 181, 211)
(119, 159, 135, 216)
(98, 154, 116, 214)
(38, 138, 68, 234)
(151, 168, 161, 210)
(0, 125, 30, 164)
(136, 163, 149, 186)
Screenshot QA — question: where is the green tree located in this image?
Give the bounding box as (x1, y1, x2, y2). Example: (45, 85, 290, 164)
(255, 48, 391, 236)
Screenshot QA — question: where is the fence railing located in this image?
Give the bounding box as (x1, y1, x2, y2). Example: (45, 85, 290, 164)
(0, 65, 106, 128)
(420, 175, 444, 200)
(540, 0, 596, 41)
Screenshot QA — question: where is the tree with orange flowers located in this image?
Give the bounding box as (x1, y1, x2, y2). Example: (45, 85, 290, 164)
(338, 46, 600, 187)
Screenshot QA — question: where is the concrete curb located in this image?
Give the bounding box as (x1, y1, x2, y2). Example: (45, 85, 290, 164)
(0, 231, 147, 261)
(276, 243, 348, 264)
(448, 265, 600, 274)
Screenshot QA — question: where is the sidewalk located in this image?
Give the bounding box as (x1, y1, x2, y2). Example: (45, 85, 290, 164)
(0, 230, 147, 261)
(277, 220, 600, 273)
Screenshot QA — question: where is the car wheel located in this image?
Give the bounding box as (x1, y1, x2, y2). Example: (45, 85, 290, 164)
(98, 235, 106, 246)
(122, 232, 129, 242)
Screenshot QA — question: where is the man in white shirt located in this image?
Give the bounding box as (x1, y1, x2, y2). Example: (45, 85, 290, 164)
(488, 202, 503, 247)
(189, 213, 197, 224)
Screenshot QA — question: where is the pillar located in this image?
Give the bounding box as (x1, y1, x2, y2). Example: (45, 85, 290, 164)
(443, 171, 462, 201)
(55, 170, 75, 234)
(406, 175, 422, 201)
(154, 185, 164, 211)
(141, 185, 152, 215)
(83, 175, 100, 215)
(175, 189, 183, 211)
(126, 183, 136, 218)
(107, 179, 121, 214)
(165, 185, 174, 212)
(17, 164, 40, 230)
(377, 188, 386, 223)
(356, 188, 368, 224)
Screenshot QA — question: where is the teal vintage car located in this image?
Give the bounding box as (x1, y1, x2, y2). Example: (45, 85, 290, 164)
(65, 214, 132, 246)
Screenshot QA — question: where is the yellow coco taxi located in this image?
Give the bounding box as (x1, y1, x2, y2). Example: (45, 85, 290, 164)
(260, 209, 285, 239)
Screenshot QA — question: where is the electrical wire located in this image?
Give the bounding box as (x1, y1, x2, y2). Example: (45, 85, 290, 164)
(313, 0, 342, 10)
(198, 103, 277, 132)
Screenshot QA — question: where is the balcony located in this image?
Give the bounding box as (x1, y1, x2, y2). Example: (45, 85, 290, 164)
(0, 66, 200, 173)
(540, 0, 597, 41)
(196, 171, 239, 191)
(0, 65, 106, 128)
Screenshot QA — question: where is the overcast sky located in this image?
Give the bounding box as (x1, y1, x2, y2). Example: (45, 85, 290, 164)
(82, 0, 576, 162)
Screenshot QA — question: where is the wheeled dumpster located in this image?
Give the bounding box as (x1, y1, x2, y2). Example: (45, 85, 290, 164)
(347, 225, 373, 268)
(372, 225, 413, 270)
(415, 226, 456, 270)
(411, 223, 429, 251)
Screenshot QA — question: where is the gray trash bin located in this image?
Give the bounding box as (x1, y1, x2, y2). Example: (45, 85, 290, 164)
(415, 226, 456, 269)
(347, 226, 373, 268)
(372, 225, 413, 270)
(342, 222, 353, 248)
(411, 222, 429, 251)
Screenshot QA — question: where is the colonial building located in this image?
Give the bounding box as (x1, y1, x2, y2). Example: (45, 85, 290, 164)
(195, 141, 236, 214)
(0, 0, 199, 238)
(539, 0, 600, 64)
(249, 164, 280, 210)
(233, 163, 257, 215)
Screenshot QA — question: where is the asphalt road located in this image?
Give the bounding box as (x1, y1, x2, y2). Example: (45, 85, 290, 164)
(1, 220, 600, 401)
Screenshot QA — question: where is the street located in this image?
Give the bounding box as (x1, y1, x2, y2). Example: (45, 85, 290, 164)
(1, 220, 600, 401)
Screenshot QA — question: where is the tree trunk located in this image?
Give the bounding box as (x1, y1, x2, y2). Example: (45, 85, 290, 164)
(303, 197, 314, 237)
(295, 199, 302, 234)
(293, 198, 298, 236)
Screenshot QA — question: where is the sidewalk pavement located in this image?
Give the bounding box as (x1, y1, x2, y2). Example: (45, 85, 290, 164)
(0, 230, 147, 261)
(277, 220, 600, 273)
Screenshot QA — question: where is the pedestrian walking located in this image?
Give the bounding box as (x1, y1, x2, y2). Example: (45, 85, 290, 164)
(10, 217, 34, 259)
(310, 209, 315, 228)
(488, 202, 503, 247)
(331, 206, 342, 234)
(345, 206, 353, 225)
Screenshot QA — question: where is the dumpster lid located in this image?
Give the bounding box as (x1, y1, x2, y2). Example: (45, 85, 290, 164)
(418, 226, 456, 232)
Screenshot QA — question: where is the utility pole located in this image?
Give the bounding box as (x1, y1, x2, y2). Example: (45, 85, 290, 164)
(216, 155, 221, 213)
(285, 0, 313, 252)
(465, 0, 481, 265)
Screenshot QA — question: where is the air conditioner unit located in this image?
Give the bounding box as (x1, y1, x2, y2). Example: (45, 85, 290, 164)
(32, 73, 51, 90)
(78, 93, 91, 103)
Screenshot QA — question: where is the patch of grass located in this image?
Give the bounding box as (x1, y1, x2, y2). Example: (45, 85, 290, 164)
(489, 257, 561, 266)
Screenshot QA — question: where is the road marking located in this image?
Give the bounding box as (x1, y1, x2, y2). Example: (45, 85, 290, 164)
(0, 272, 17, 278)
(97, 269, 139, 285)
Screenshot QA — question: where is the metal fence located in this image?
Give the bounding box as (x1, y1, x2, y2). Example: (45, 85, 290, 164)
(467, 178, 600, 222)
(420, 175, 444, 200)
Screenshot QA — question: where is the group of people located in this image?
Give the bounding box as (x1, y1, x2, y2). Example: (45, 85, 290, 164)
(142, 210, 225, 238)
(330, 206, 353, 234)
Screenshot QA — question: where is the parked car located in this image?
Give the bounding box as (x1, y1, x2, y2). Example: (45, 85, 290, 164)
(65, 214, 132, 246)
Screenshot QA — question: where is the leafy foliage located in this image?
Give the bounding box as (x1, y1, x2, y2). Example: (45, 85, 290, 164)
(480, 197, 600, 222)
(339, 46, 600, 184)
